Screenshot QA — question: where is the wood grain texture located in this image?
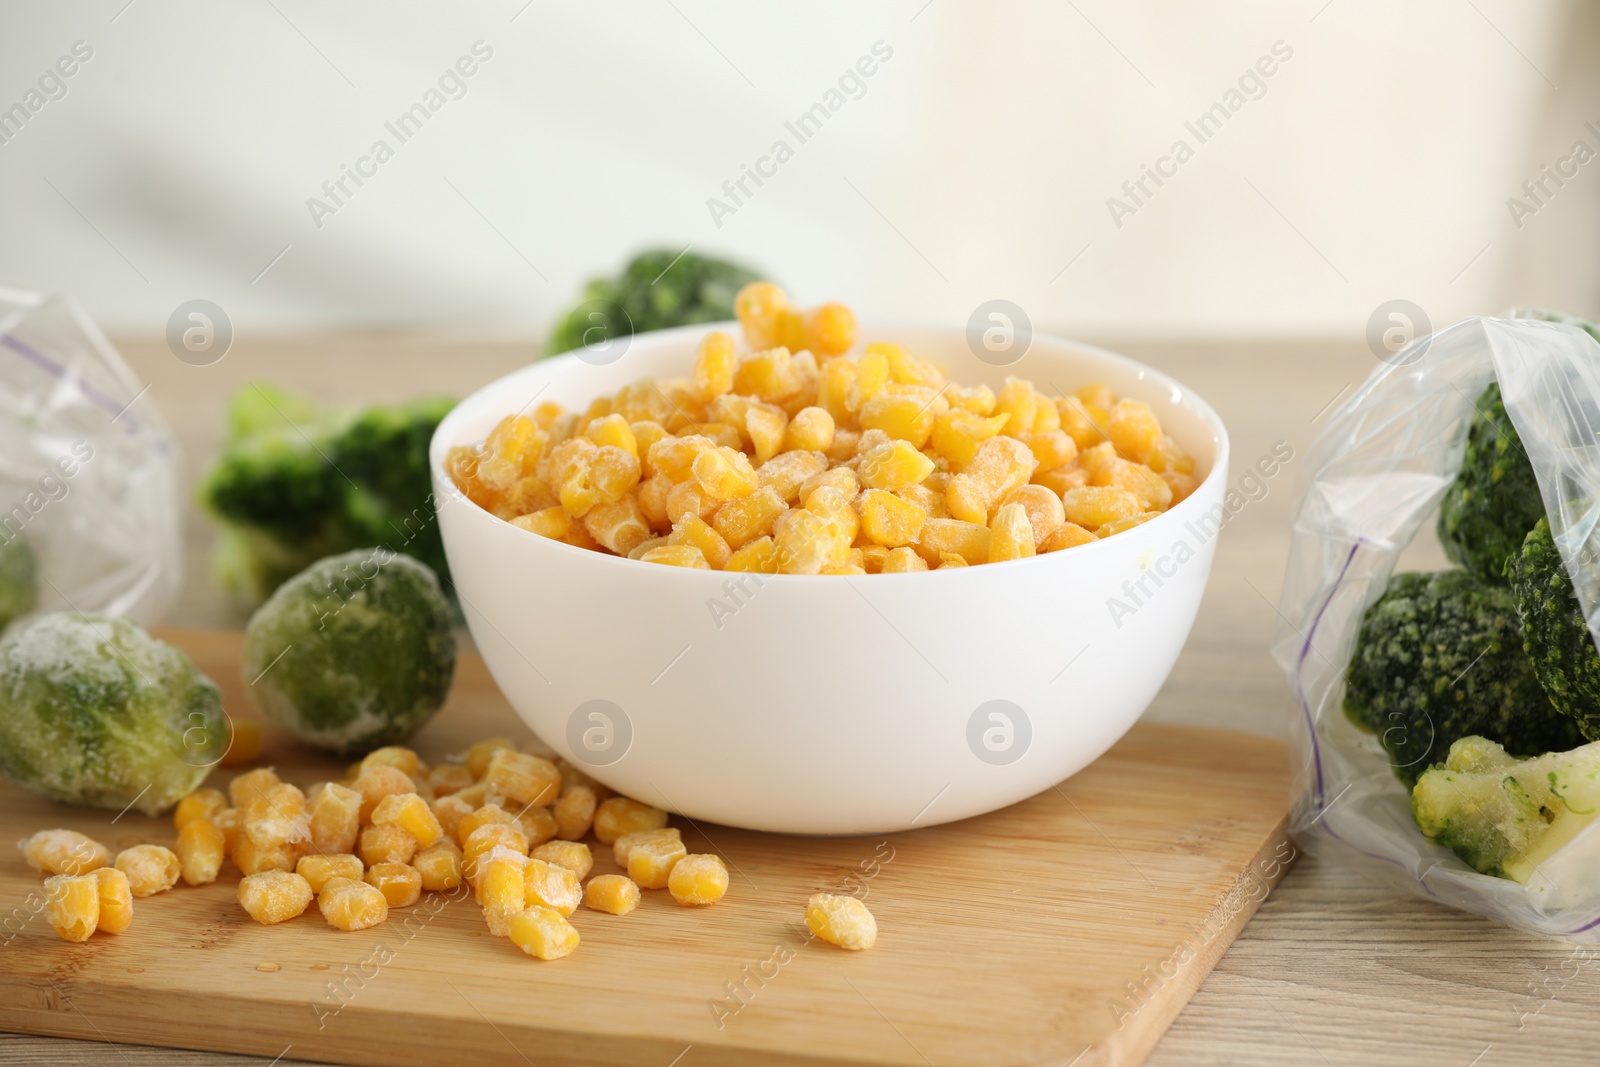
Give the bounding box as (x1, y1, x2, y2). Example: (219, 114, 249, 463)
(0, 630, 1289, 1067)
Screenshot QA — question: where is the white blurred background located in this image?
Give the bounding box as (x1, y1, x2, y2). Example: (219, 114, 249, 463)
(0, 0, 1596, 342)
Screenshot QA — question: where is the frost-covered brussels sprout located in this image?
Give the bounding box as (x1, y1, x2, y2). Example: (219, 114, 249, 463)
(243, 548, 456, 755)
(0, 614, 226, 814)
(0, 536, 36, 631)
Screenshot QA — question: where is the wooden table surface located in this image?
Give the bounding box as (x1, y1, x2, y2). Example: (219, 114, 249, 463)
(9, 331, 1599, 1067)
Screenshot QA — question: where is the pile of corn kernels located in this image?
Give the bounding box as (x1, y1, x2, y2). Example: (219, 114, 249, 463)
(19, 737, 876, 957)
(449, 283, 1196, 573)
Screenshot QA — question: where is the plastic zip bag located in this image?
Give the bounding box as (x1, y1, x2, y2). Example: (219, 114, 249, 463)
(0, 287, 182, 625)
(1274, 314, 1600, 939)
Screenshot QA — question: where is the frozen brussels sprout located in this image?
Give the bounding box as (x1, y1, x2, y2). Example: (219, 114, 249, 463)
(243, 548, 456, 755)
(0, 536, 36, 631)
(0, 614, 227, 814)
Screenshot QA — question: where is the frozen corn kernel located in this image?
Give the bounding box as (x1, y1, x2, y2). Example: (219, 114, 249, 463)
(296, 853, 364, 894)
(483, 750, 562, 808)
(177, 820, 226, 886)
(806, 893, 877, 950)
(773, 508, 851, 575)
(354, 766, 414, 824)
(746, 403, 788, 464)
(930, 410, 1009, 467)
(532, 840, 593, 880)
(1096, 512, 1160, 537)
(627, 836, 688, 890)
(989, 502, 1037, 563)
(1061, 486, 1143, 529)
(612, 826, 683, 868)
(1162, 470, 1199, 504)
(880, 546, 929, 572)
(692, 446, 760, 501)
(464, 823, 530, 880)
(430, 795, 474, 845)
(239, 871, 314, 925)
(668, 854, 728, 906)
(214, 807, 244, 853)
(114, 845, 180, 898)
(857, 488, 927, 547)
(734, 346, 806, 403)
(586, 413, 638, 457)
(595, 799, 671, 846)
(235, 837, 298, 876)
(783, 406, 836, 453)
(1001, 484, 1066, 545)
(309, 782, 362, 856)
(228, 766, 281, 809)
(1093, 458, 1174, 511)
(427, 764, 475, 797)
(858, 439, 935, 491)
(938, 551, 969, 568)
(584, 874, 640, 915)
(523, 857, 582, 915)
(365, 862, 423, 908)
(359, 825, 418, 868)
(93, 867, 133, 934)
(20, 829, 109, 876)
(914, 518, 991, 566)
(670, 514, 733, 569)
(724, 535, 779, 573)
(1146, 433, 1194, 475)
(476, 847, 528, 933)
(1025, 430, 1078, 472)
(359, 746, 425, 780)
(414, 841, 464, 891)
(244, 782, 310, 851)
(371, 793, 445, 850)
(221, 718, 265, 767)
(173, 788, 228, 831)
(735, 282, 789, 349)
(640, 544, 711, 569)
(509, 905, 580, 960)
(806, 302, 857, 356)
(693, 330, 739, 401)
(465, 738, 516, 778)
(457, 804, 518, 847)
(1108, 399, 1162, 463)
(318, 877, 389, 931)
(45, 873, 99, 942)
(552, 785, 597, 841)
(1040, 521, 1098, 553)
(518, 807, 559, 847)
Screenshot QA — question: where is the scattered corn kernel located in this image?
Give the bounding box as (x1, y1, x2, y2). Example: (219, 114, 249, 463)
(318, 877, 389, 931)
(114, 845, 181, 898)
(584, 874, 641, 916)
(531, 840, 593, 880)
(239, 871, 314, 925)
(177, 819, 226, 886)
(93, 867, 133, 935)
(595, 800, 670, 846)
(173, 788, 228, 831)
(806, 893, 877, 950)
(668, 854, 729, 907)
(371, 792, 445, 850)
(508, 905, 580, 960)
(365, 862, 423, 909)
(627, 836, 688, 890)
(414, 841, 464, 891)
(20, 829, 109, 876)
(45, 873, 99, 942)
(359, 825, 418, 868)
(523, 857, 582, 915)
(296, 853, 364, 895)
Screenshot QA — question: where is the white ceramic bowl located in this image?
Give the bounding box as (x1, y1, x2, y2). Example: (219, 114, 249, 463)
(431, 323, 1229, 834)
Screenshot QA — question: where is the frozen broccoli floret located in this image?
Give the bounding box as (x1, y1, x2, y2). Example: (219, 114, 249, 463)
(243, 549, 456, 755)
(1412, 734, 1600, 881)
(1344, 570, 1582, 785)
(0, 614, 226, 814)
(199, 384, 455, 608)
(547, 249, 764, 356)
(0, 535, 37, 631)
(1436, 382, 1545, 584)
(1508, 516, 1600, 741)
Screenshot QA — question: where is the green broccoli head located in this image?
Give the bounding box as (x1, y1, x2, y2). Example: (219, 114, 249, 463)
(198, 384, 456, 608)
(243, 548, 457, 755)
(547, 249, 764, 356)
(0, 614, 226, 815)
(1344, 569, 1583, 785)
(1507, 516, 1600, 742)
(1412, 734, 1600, 881)
(1436, 382, 1545, 584)
(0, 535, 37, 631)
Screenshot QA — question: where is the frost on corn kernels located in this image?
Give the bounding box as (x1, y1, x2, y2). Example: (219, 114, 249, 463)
(0, 614, 226, 815)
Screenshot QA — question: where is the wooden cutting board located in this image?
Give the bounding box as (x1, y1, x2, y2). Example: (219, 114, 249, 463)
(0, 630, 1291, 1067)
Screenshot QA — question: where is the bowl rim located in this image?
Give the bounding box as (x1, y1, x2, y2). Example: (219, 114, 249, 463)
(430, 321, 1233, 580)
